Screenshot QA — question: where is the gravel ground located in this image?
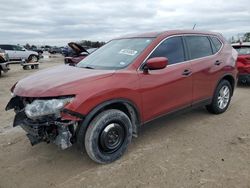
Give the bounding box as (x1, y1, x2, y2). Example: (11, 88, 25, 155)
(0, 55, 249, 188)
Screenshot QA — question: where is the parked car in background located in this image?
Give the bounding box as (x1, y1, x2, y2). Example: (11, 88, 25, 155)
(48, 47, 62, 54)
(0, 44, 39, 62)
(6, 30, 237, 164)
(0, 48, 10, 77)
(30, 46, 43, 56)
(64, 42, 97, 65)
(61, 46, 72, 57)
(41, 46, 51, 52)
(232, 42, 250, 84)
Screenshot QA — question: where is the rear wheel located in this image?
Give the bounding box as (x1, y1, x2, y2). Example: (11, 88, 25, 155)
(84, 109, 132, 164)
(206, 80, 232, 114)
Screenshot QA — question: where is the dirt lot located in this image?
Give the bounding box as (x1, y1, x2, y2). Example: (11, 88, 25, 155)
(0, 56, 250, 188)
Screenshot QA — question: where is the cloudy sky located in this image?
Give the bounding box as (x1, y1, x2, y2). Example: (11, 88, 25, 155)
(0, 0, 249, 46)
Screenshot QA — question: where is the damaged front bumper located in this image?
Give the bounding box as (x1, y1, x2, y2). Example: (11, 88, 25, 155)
(6, 96, 83, 149)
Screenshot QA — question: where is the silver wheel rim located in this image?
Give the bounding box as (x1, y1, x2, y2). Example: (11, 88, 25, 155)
(217, 85, 230, 109)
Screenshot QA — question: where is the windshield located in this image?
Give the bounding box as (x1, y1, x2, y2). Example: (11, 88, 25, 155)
(77, 38, 153, 70)
(233, 46, 250, 55)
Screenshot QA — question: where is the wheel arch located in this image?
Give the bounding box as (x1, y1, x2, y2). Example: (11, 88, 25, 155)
(219, 74, 236, 95)
(212, 74, 235, 97)
(28, 54, 39, 61)
(76, 98, 141, 150)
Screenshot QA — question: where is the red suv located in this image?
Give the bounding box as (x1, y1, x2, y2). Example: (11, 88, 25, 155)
(6, 30, 238, 164)
(232, 42, 250, 84)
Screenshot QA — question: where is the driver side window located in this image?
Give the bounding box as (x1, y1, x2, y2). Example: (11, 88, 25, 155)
(149, 36, 185, 65)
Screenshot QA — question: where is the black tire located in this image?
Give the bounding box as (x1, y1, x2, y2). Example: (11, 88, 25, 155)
(23, 66, 29, 70)
(28, 55, 38, 62)
(84, 109, 132, 164)
(206, 80, 232, 114)
(0, 70, 2, 77)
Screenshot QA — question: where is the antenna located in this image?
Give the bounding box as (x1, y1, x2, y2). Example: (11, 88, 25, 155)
(192, 24, 196, 30)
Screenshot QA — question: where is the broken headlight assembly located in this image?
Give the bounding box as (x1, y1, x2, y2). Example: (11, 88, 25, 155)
(25, 97, 74, 119)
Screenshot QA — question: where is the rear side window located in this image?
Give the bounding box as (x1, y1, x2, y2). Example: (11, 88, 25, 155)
(149, 36, 185, 65)
(185, 36, 213, 59)
(13, 45, 23, 51)
(211, 36, 222, 53)
(0, 45, 13, 50)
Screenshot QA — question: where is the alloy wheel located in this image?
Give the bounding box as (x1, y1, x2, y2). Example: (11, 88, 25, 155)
(217, 85, 230, 109)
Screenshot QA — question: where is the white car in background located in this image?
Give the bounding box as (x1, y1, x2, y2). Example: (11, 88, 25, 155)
(0, 44, 39, 62)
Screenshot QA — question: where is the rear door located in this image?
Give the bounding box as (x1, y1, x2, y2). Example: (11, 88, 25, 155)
(184, 35, 221, 103)
(139, 36, 193, 121)
(13, 45, 26, 60)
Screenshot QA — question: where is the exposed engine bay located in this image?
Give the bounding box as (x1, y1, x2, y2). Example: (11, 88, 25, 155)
(5, 96, 81, 149)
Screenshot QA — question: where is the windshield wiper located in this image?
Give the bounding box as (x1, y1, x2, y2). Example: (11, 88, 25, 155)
(82, 66, 94, 69)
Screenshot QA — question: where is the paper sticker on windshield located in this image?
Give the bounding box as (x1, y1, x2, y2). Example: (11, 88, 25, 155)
(119, 61, 126, 66)
(119, 49, 138, 56)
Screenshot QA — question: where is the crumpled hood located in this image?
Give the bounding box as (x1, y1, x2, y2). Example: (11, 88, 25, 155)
(14, 65, 115, 97)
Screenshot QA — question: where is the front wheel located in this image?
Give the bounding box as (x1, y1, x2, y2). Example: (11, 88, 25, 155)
(28, 55, 38, 62)
(84, 109, 133, 164)
(206, 80, 232, 114)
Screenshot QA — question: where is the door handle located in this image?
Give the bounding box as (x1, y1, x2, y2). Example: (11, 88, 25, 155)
(182, 69, 192, 76)
(214, 60, 222, 66)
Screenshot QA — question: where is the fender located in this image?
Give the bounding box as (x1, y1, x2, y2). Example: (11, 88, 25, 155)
(212, 73, 236, 96)
(75, 98, 141, 150)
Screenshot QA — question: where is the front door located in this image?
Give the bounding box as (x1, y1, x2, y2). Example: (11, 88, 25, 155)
(138, 36, 193, 122)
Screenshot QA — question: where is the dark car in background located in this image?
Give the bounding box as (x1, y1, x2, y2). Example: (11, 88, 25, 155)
(64, 42, 97, 65)
(232, 42, 250, 84)
(48, 47, 62, 54)
(0, 48, 10, 77)
(30, 47, 43, 56)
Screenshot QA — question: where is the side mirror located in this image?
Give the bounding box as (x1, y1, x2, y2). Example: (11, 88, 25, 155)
(144, 57, 168, 72)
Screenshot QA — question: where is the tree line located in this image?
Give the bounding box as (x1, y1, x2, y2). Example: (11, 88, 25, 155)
(23, 40, 106, 50)
(230, 32, 250, 43)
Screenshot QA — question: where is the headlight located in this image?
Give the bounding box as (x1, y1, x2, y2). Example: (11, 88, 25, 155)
(25, 97, 73, 119)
